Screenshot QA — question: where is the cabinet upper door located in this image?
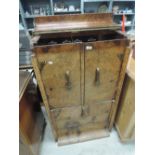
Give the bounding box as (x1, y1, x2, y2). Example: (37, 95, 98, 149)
(34, 43, 82, 108)
(84, 39, 128, 105)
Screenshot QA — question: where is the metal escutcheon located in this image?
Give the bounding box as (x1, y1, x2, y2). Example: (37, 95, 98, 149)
(85, 45, 93, 51)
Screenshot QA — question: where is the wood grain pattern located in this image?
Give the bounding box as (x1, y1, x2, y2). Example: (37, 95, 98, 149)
(50, 102, 112, 143)
(51, 102, 111, 121)
(84, 40, 128, 105)
(58, 127, 109, 146)
(32, 56, 58, 140)
(32, 13, 130, 144)
(115, 75, 135, 142)
(19, 71, 45, 155)
(34, 43, 82, 108)
(126, 50, 135, 81)
(34, 13, 120, 35)
(109, 47, 130, 130)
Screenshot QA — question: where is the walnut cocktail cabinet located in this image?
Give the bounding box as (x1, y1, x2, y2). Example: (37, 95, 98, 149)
(32, 13, 130, 145)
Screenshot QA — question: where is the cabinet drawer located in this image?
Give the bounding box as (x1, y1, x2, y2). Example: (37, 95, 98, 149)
(54, 114, 109, 130)
(51, 102, 112, 134)
(50, 102, 112, 144)
(51, 102, 112, 120)
(57, 122, 110, 146)
(34, 43, 82, 108)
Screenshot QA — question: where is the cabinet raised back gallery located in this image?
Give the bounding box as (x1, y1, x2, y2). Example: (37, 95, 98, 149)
(32, 13, 130, 145)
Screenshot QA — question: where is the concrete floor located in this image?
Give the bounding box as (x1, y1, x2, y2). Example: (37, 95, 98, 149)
(40, 109, 135, 155)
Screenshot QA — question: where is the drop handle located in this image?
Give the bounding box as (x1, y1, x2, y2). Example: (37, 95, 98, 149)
(40, 61, 46, 71)
(65, 71, 72, 90)
(95, 67, 100, 86)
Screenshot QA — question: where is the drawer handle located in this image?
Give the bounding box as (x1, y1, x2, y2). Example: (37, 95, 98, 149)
(65, 70, 72, 90)
(95, 67, 100, 86)
(40, 61, 46, 71)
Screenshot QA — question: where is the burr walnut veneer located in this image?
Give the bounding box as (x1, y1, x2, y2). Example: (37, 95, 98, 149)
(32, 13, 130, 145)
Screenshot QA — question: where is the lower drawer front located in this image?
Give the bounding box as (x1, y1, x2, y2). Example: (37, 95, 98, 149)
(51, 102, 112, 140)
(52, 102, 112, 120)
(57, 123, 110, 146)
(55, 113, 109, 130)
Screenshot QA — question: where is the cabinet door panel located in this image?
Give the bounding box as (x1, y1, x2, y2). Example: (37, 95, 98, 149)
(84, 40, 127, 105)
(35, 43, 82, 108)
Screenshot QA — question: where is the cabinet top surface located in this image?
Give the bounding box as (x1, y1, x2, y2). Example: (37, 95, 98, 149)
(19, 71, 32, 101)
(34, 13, 120, 35)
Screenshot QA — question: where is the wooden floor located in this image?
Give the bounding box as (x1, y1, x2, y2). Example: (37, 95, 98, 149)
(39, 107, 134, 155)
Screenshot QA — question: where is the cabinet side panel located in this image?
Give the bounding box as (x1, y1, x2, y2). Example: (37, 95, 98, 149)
(115, 75, 135, 141)
(32, 56, 58, 140)
(109, 47, 130, 130)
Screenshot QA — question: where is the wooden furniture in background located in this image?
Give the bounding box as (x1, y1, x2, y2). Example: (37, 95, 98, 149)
(32, 13, 130, 145)
(115, 45, 135, 142)
(19, 70, 46, 155)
